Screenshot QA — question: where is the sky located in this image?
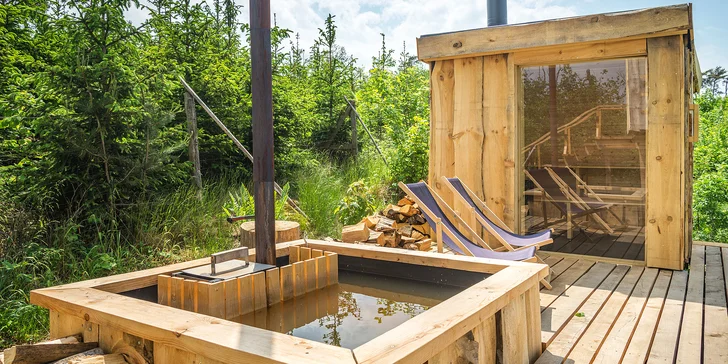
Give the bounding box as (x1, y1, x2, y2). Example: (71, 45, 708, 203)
(125, 0, 726, 71)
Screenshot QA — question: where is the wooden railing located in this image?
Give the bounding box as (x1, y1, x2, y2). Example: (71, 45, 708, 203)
(523, 104, 626, 165)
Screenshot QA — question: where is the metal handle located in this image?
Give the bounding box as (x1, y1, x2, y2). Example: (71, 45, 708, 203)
(211, 247, 249, 275)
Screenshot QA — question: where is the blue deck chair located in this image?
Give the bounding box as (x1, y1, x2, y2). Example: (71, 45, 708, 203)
(441, 176, 553, 252)
(398, 181, 552, 289)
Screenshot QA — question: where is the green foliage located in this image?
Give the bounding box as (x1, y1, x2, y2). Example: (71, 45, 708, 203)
(336, 180, 382, 226)
(0, 1, 432, 347)
(389, 118, 430, 184)
(693, 93, 728, 242)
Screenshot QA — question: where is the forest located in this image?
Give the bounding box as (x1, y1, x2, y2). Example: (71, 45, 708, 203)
(1, 0, 727, 347)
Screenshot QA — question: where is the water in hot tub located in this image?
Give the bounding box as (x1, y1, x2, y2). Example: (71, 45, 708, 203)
(230, 270, 463, 349)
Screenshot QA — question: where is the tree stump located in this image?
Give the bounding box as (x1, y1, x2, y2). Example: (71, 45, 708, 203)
(239, 220, 301, 248)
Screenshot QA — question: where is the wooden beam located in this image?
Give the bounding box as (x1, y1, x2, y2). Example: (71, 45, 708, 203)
(452, 56, 484, 235)
(306, 240, 542, 275)
(512, 39, 647, 66)
(645, 35, 685, 270)
(31, 288, 357, 364)
(429, 60, 456, 207)
(353, 265, 544, 364)
(417, 4, 690, 61)
(482, 54, 516, 232)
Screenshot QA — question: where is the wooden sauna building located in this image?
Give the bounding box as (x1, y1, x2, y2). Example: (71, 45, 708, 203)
(419, 4, 700, 270)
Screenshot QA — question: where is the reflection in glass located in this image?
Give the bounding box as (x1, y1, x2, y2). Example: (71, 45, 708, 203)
(521, 59, 647, 260)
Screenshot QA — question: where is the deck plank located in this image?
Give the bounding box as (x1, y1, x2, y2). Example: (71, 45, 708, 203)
(623, 227, 645, 260)
(703, 246, 728, 363)
(582, 229, 625, 257)
(564, 267, 648, 363)
(547, 258, 578, 282)
(589, 266, 660, 362)
(675, 244, 705, 363)
(591, 267, 660, 363)
(540, 260, 595, 310)
(621, 270, 672, 363)
(541, 262, 616, 346)
(646, 270, 688, 363)
(603, 227, 640, 259)
(536, 265, 630, 364)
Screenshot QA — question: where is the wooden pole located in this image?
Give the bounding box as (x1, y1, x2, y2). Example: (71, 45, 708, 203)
(350, 100, 357, 160)
(344, 98, 388, 167)
(548, 65, 559, 166)
(250, 0, 275, 265)
(185, 92, 202, 191)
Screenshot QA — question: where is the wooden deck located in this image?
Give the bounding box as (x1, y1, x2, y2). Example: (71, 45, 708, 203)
(526, 216, 646, 262)
(536, 242, 728, 363)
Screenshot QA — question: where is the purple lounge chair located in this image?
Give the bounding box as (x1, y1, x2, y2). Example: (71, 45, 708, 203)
(399, 181, 552, 289)
(441, 176, 553, 251)
(399, 182, 537, 261)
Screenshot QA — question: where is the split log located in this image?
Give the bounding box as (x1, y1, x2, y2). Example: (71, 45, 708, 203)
(66, 354, 127, 364)
(366, 231, 386, 246)
(374, 217, 396, 232)
(382, 233, 401, 248)
(384, 205, 400, 218)
(362, 216, 380, 229)
(342, 223, 369, 243)
(397, 197, 414, 206)
(4, 342, 98, 364)
(416, 239, 432, 251)
(399, 204, 419, 217)
(406, 214, 426, 225)
(397, 224, 413, 237)
(401, 236, 416, 244)
(50, 349, 104, 364)
(411, 229, 426, 240)
(239, 220, 300, 248)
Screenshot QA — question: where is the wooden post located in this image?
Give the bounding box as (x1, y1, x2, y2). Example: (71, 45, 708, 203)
(250, 0, 275, 265)
(501, 293, 529, 364)
(645, 35, 685, 270)
(184, 92, 202, 191)
(548, 65, 559, 166)
(350, 100, 357, 160)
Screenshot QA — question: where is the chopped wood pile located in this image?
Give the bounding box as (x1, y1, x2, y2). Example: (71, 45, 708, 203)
(341, 197, 432, 251)
(1, 334, 135, 364)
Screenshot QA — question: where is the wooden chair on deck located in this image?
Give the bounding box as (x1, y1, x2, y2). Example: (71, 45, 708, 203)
(525, 167, 615, 239)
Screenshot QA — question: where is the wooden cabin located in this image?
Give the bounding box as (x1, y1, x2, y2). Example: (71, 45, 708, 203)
(418, 4, 700, 270)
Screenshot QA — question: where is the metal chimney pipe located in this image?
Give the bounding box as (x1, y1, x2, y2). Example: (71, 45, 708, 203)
(250, 0, 276, 265)
(487, 0, 507, 26)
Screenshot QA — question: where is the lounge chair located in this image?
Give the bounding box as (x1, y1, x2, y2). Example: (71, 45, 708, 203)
(525, 167, 614, 239)
(548, 166, 627, 225)
(440, 176, 553, 251)
(399, 181, 552, 289)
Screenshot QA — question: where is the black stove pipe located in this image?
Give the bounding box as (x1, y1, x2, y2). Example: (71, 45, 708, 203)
(487, 0, 507, 26)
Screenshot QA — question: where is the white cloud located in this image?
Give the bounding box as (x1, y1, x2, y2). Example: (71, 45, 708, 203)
(125, 0, 578, 67)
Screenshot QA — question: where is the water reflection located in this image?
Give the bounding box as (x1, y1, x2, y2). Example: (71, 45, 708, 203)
(231, 270, 462, 349)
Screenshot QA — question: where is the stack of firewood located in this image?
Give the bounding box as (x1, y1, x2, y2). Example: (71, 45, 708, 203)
(341, 197, 432, 251)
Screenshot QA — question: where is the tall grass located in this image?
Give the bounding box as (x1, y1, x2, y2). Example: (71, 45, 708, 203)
(0, 151, 395, 347)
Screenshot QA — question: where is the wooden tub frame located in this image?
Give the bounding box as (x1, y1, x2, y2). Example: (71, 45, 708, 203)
(30, 240, 548, 363)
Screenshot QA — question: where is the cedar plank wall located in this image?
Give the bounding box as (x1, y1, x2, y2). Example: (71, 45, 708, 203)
(645, 35, 685, 270)
(428, 54, 516, 244)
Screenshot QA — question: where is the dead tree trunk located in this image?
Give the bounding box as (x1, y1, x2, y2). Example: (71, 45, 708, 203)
(185, 91, 202, 190)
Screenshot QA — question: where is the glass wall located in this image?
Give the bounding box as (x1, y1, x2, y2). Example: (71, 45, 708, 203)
(520, 58, 647, 260)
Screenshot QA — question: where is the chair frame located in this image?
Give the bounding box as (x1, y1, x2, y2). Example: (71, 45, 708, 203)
(399, 181, 553, 289)
(440, 176, 553, 252)
(524, 168, 614, 239)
